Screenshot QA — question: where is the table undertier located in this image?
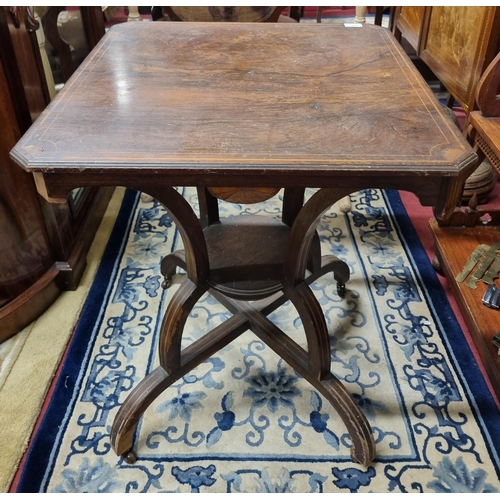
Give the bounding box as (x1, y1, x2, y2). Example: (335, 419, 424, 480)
(205, 215, 293, 299)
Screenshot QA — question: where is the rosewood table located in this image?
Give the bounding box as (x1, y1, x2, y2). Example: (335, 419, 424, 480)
(11, 22, 476, 467)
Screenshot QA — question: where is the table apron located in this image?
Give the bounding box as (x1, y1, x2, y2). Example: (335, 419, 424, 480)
(33, 170, 469, 223)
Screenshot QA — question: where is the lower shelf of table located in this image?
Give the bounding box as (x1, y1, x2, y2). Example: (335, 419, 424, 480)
(429, 218, 500, 402)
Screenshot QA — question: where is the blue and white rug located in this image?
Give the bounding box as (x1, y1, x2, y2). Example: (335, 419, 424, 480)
(15, 188, 500, 493)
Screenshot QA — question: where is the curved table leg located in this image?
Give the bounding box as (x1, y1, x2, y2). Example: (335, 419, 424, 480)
(112, 185, 375, 466)
(284, 188, 353, 370)
(311, 374, 376, 466)
(159, 279, 207, 373)
(133, 185, 210, 287)
(281, 187, 374, 462)
(287, 282, 331, 380)
(111, 308, 254, 461)
(284, 187, 353, 290)
(110, 366, 179, 461)
(222, 294, 376, 466)
(288, 282, 374, 465)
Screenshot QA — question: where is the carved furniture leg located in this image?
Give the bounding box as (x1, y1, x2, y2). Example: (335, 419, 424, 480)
(112, 186, 375, 466)
(110, 186, 211, 460)
(283, 187, 375, 464)
(111, 289, 306, 461)
(354, 6, 367, 24)
(158, 280, 207, 373)
(211, 291, 375, 466)
(110, 312, 253, 461)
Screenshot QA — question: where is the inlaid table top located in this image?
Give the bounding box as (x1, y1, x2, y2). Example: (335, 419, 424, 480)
(12, 22, 475, 183)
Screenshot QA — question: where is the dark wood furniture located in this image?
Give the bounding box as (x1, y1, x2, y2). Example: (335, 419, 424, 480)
(11, 22, 476, 466)
(392, 6, 500, 120)
(151, 6, 295, 23)
(393, 6, 500, 202)
(40, 6, 105, 84)
(158, 6, 284, 22)
(0, 6, 112, 343)
(429, 52, 500, 403)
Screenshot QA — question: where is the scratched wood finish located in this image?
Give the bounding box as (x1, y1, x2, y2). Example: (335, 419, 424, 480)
(12, 23, 474, 180)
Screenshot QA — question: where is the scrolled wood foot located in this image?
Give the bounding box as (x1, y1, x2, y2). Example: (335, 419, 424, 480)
(160, 250, 186, 289)
(316, 374, 376, 467)
(111, 366, 180, 457)
(306, 255, 350, 297)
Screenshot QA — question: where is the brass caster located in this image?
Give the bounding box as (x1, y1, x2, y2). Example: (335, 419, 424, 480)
(431, 255, 443, 276)
(337, 283, 346, 298)
(161, 278, 172, 289)
(122, 450, 137, 464)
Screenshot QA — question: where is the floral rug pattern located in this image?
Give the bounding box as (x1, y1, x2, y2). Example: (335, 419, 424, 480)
(16, 188, 500, 492)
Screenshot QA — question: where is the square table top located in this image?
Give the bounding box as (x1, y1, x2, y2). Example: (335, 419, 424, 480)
(11, 22, 475, 181)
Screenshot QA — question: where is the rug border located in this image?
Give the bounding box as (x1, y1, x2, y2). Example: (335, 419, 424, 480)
(384, 189, 500, 473)
(14, 188, 140, 493)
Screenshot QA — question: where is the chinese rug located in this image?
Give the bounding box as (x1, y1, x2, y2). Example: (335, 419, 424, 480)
(13, 188, 500, 493)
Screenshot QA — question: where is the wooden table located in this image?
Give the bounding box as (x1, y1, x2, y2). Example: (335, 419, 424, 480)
(11, 22, 476, 467)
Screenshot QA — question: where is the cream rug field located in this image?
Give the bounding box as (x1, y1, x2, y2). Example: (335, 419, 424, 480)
(10, 187, 500, 493)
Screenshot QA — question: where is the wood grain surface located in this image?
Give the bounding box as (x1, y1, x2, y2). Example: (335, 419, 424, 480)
(429, 218, 500, 403)
(12, 22, 474, 176)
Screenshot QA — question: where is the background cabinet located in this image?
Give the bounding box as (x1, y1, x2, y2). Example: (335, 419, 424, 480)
(0, 7, 112, 342)
(393, 6, 500, 117)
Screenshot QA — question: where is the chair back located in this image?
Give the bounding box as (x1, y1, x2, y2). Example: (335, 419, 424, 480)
(163, 6, 284, 23)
